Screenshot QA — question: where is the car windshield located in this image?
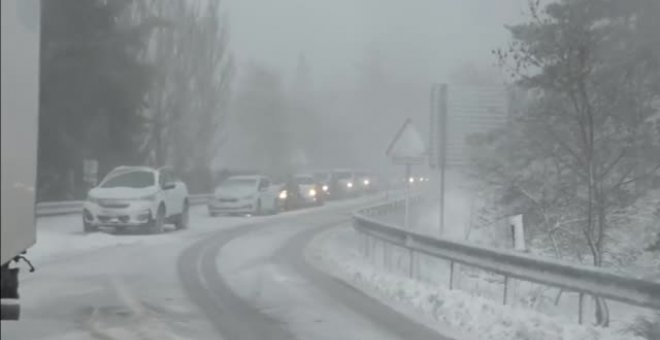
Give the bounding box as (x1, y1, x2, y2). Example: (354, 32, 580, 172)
(100, 171, 154, 188)
(219, 178, 257, 189)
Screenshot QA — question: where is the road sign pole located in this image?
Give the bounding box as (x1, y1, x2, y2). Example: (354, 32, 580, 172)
(429, 86, 439, 169)
(438, 84, 448, 236)
(386, 118, 427, 231)
(405, 163, 411, 229)
(439, 165, 445, 236)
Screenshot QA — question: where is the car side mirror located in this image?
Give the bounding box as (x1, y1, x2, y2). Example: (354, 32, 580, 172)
(163, 182, 176, 190)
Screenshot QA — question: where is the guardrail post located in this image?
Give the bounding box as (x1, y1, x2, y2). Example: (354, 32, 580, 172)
(409, 249, 415, 278)
(377, 239, 383, 267)
(578, 292, 584, 325)
(449, 261, 455, 290)
(503, 275, 509, 305)
(380, 239, 385, 269)
(384, 242, 391, 271)
(360, 232, 366, 257)
(404, 235, 415, 279)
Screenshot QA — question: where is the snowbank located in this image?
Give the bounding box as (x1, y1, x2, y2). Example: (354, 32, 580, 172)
(308, 226, 645, 340)
(29, 194, 385, 266)
(29, 206, 240, 265)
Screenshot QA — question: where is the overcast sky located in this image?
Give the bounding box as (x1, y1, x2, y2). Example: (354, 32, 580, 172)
(223, 0, 530, 87)
(216, 0, 533, 172)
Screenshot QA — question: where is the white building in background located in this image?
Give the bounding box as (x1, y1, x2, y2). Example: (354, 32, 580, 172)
(445, 85, 509, 167)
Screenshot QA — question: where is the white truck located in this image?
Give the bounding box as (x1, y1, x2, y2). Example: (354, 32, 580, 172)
(1, 0, 41, 320)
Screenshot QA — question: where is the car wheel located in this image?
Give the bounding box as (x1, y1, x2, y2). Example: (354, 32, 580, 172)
(176, 202, 189, 230)
(148, 206, 165, 234)
(83, 219, 97, 233)
(272, 199, 281, 214)
(254, 199, 262, 216)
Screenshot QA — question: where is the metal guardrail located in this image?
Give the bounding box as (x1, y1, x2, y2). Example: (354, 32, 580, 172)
(352, 199, 660, 319)
(35, 201, 85, 217)
(35, 194, 212, 217)
(188, 194, 212, 206)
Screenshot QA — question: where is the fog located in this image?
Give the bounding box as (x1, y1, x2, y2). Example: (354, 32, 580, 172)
(216, 0, 529, 176)
(225, 0, 527, 85)
(33, 0, 534, 195)
(4, 0, 659, 337)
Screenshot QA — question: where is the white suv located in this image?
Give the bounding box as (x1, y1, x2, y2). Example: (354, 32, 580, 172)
(83, 166, 189, 233)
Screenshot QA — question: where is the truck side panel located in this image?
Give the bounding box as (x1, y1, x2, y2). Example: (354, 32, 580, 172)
(1, 0, 41, 265)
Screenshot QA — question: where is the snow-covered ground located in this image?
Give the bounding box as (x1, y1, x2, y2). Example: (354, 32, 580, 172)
(27, 193, 390, 267)
(309, 225, 649, 340)
(27, 206, 240, 266)
(21, 190, 653, 339)
(4, 194, 389, 340)
(391, 172, 658, 330)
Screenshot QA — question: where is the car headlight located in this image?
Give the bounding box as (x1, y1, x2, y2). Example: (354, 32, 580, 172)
(409, 177, 415, 183)
(308, 188, 317, 197)
(346, 182, 353, 188)
(279, 190, 288, 200)
(363, 179, 370, 186)
(87, 195, 99, 204)
(322, 185, 329, 192)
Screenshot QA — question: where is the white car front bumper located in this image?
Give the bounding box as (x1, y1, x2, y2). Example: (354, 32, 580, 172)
(83, 200, 155, 228)
(208, 198, 256, 214)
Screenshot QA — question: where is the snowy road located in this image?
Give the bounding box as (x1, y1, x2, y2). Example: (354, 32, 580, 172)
(1, 194, 449, 340)
(179, 206, 445, 340)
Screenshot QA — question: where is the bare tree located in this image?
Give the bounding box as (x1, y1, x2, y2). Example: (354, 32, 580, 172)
(470, 0, 660, 326)
(132, 0, 234, 191)
(233, 64, 294, 179)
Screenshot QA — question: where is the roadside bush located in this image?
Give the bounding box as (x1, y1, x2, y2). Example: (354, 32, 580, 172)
(627, 313, 660, 340)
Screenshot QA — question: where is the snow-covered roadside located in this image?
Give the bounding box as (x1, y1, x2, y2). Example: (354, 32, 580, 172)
(28, 205, 263, 266)
(28, 193, 386, 267)
(307, 225, 645, 340)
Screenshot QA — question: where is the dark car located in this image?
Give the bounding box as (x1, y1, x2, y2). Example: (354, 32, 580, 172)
(355, 171, 378, 194)
(312, 171, 332, 199)
(294, 174, 324, 206)
(328, 169, 359, 199)
(278, 174, 324, 211)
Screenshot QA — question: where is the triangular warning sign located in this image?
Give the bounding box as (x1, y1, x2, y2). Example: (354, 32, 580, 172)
(386, 118, 426, 164)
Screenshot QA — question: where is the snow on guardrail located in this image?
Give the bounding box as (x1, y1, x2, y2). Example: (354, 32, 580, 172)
(35, 194, 212, 217)
(352, 199, 660, 312)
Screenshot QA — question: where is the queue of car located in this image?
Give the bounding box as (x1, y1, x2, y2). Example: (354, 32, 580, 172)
(209, 169, 379, 216)
(81, 166, 380, 233)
